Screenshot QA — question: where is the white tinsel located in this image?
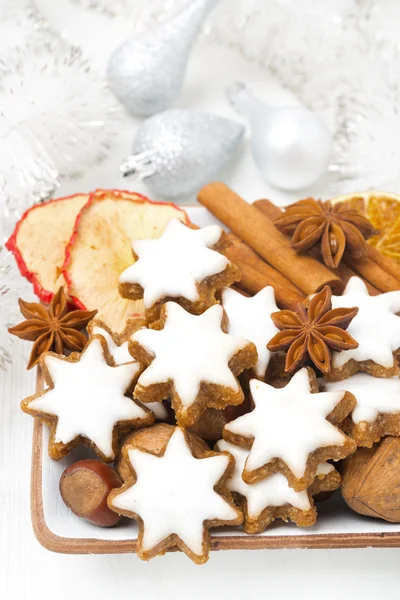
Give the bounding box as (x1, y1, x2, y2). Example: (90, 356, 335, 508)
(71, 0, 177, 26)
(0, 247, 33, 371)
(0, 0, 56, 53)
(0, 40, 119, 215)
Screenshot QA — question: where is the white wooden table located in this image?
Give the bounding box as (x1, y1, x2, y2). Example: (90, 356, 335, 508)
(1, 1, 400, 596)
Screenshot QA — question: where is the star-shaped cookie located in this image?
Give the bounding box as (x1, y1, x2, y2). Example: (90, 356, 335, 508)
(130, 302, 257, 426)
(221, 286, 279, 379)
(223, 368, 356, 490)
(108, 426, 242, 563)
(119, 219, 239, 321)
(215, 439, 316, 532)
(325, 373, 400, 447)
(329, 276, 400, 378)
(88, 319, 167, 421)
(21, 336, 154, 461)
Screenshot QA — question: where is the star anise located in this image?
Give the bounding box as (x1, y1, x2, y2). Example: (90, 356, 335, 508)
(8, 287, 97, 369)
(274, 198, 379, 268)
(267, 286, 359, 374)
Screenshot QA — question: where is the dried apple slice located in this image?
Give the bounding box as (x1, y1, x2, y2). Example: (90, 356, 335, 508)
(63, 189, 189, 333)
(6, 194, 89, 303)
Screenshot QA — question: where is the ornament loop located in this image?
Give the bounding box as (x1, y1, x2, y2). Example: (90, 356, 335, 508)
(120, 151, 156, 179)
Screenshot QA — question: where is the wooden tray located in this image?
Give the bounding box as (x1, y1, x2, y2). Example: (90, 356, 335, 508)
(31, 375, 400, 554)
(29, 206, 400, 554)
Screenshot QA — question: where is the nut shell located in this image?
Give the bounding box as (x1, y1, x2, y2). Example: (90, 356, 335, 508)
(60, 459, 122, 527)
(342, 436, 400, 522)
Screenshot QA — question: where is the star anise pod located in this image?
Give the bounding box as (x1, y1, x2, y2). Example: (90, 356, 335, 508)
(8, 287, 97, 369)
(267, 286, 359, 374)
(274, 198, 379, 268)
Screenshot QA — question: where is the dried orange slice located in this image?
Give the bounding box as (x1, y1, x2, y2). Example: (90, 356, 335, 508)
(331, 191, 400, 262)
(6, 194, 89, 303)
(63, 189, 189, 333)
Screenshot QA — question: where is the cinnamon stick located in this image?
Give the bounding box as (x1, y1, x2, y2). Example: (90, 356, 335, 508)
(253, 199, 282, 221)
(198, 183, 343, 296)
(224, 233, 303, 296)
(367, 246, 400, 283)
(188, 219, 304, 302)
(224, 245, 305, 309)
(333, 262, 379, 296)
(254, 199, 397, 294)
(343, 254, 400, 293)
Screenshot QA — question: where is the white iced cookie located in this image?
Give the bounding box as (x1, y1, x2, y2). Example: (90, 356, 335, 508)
(325, 372, 400, 446)
(108, 427, 242, 563)
(221, 286, 279, 379)
(215, 440, 316, 532)
(330, 277, 400, 375)
(223, 368, 356, 490)
(130, 302, 257, 427)
(90, 322, 167, 421)
(119, 219, 238, 320)
(91, 324, 134, 365)
(21, 337, 153, 461)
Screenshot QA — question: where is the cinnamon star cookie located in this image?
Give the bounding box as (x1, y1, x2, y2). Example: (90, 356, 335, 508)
(223, 368, 356, 490)
(129, 302, 257, 427)
(21, 336, 154, 461)
(327, 276, 400, 380)
(221, 286, 279, 380)
(324, 373, 400, 447)
(119, 219, 239, 321)
(88, 318, 167, 420)
(215, 439, 317, 532)
(108, 425, 242, 563)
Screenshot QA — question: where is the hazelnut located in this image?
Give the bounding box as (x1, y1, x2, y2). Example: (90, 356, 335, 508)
(60, 459, 122, 527)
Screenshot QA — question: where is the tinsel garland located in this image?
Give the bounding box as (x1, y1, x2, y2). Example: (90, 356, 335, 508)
(0, 40, 119, 218)
(0, 246, 33, 370)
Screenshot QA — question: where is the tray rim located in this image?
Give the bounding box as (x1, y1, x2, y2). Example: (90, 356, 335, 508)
(31, 392, 400, 554)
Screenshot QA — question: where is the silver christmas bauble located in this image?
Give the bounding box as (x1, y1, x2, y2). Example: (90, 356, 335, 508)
(107, 0, 218, 117)
(228, 83, 332, 191)
(120, 109, 244, 199)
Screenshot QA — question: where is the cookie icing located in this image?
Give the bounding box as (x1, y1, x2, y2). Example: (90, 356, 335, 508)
(331, 277, 400, 368)
(325, 373, 400, 424)
(224, 369, 347, 479)
(216, 440, 311, 516)
(119, 219, 230, 308)
(91, 325, 168, 421)
(91, 325, 133, 365)
(222, 286, 279, 379)
(29, 338, 148, 458)
(132, 302, 250, 408)
(316, 462, 334, 476)
(110, 428, 239, 556)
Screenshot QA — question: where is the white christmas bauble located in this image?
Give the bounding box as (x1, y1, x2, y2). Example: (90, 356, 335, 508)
(228, 83, 332, 191)
(254, 107, 332, 191)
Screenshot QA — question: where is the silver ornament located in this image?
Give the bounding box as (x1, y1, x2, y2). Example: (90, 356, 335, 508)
(107, 0, 218, 117)
(120, 109, 244, 199)
(228, 83, 332, 191)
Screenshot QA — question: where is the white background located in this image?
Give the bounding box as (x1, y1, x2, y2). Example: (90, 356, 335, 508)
(1, 1, 400, 598)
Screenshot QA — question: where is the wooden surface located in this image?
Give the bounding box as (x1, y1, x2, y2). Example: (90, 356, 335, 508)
(31, 372, 400, 553)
